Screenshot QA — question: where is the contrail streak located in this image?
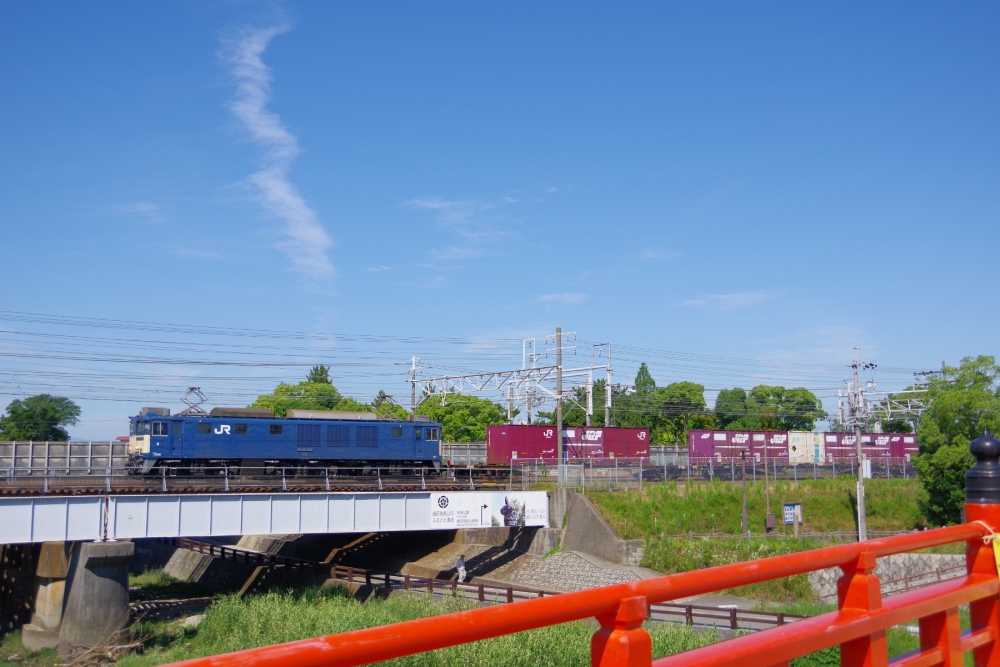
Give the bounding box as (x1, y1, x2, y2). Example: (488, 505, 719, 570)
(223, 25, 334, 279)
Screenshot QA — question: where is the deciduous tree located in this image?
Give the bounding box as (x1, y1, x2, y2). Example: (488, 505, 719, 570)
(415, 393, 509, 442)
(915, 356, 1000, 525)
(0, 394, 81, 441)
(714, 388, 762, 430)
(747, 385, 826, 431)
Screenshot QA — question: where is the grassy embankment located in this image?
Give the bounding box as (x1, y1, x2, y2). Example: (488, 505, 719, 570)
(0, 569, 931, 666)
(0, 591, 938, 667)
(115, 586, 717, 667)
(120, 586, 926, 667)
(588, 478, 932, 602)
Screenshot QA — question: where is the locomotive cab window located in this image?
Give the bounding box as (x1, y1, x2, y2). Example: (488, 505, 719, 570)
(390, 427, 403, 438)
(152, 422, 169, 436)
(415, 429, 421, 441)
(426, 428, 440, 441)
(135, 422, 151, 435)
(269, 424, 282, 435)
(234, 424, 248, 435)
(197, 423, 211, 434)
(172, 422, 180, 436)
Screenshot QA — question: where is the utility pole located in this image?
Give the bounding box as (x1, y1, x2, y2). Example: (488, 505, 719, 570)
(763, 435, 772, 531)
(585, 370, 593, 427)
(851, 349, 876, 542)
(507, 385, 514, 423)
(741, 450, 749, 537)
(410, 356, 419, 416)
(556, 327, 564, 486)
(606, 346, 613, 427)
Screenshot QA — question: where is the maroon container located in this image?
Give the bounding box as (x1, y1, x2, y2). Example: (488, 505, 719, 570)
(688, 430, 716, 458)
(486, 425, 650, 463)
(562, 427, 606, 459)
(486, 425, 559, 464)
(611, 428, 650, 459)
(821, 432, 900, 461)
(720, 431, 754, 459)
(868, 434, 892, 459)
(886, 433, 919, 458)
(755, 431, 789, 463)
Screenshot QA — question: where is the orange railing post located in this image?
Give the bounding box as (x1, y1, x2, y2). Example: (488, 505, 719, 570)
(963, 429, 1000, 667)
(591, 595, 652, 667)
(837, 551, 887, 667)
(918, 607, 962, 666)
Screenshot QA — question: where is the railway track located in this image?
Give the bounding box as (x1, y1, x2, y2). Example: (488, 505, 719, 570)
(0, 467, 512, 496)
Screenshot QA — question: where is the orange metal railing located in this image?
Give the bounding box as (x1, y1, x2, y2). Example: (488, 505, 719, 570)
(163, 432, 1000, 667)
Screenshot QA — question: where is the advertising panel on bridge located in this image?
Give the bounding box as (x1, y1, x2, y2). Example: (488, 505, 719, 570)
(429, 491, 549, 529)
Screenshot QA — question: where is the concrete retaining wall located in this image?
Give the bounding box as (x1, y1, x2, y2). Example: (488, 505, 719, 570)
(561, 493, 644, 566)
(809, 552, 965, 600)
(454, 527, 562, 557)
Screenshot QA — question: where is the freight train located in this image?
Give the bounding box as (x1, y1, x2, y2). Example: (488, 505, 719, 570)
(688, 430, 918, 464)
(127, 406, 442, 473)
(485, 425, 650, 464)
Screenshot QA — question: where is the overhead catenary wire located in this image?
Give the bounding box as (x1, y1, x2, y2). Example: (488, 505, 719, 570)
(0, 311, 926, 437)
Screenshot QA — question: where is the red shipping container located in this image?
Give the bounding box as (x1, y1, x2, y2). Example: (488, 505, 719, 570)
(823, 432, 898, 461)
(688, 430, 716, 458)
(606, 428, 650, 459)
(486, 425, 558, 464)
(486, 425, 650, 464)
(718, 431, 754, 459)
(752, 431, 790, 463)
(562, 427, 606, 459)
(888, 433, 918, 458)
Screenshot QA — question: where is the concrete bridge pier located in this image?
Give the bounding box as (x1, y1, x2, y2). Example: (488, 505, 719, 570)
(19, 540, 134, 653)
(20, 541, 72, 650)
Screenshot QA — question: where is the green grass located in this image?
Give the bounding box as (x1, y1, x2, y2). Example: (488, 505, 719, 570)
(763, 602, 974, 666)
(129, 568, 211, 602)
(588, 478, 927, 539)
(0, 631, 58, 667)
(642, 535, 827, 602)
(118, 586, 718, 666)
(589, 478, 930, 602)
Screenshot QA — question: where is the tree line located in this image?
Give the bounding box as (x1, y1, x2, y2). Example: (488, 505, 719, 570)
(5, 357, 998, 529)
(541, 363, 826, 444)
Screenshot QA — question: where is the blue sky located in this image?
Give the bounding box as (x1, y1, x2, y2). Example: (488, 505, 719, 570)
(0, 2, 997, 438)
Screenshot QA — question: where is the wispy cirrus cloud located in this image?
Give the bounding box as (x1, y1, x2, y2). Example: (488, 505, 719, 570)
(537, 293, 587, 305)
(399, 275, 449, 289)
(171, 248, 224, 261)
(639, 249, 682, 261)
(116, 202, 165, 225)
(221, 25, 334, 280)
(677, 292, 772, 309)
(407, 196, 518, 266)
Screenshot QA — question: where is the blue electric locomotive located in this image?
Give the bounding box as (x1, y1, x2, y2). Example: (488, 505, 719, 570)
(127, 406, 442, 473)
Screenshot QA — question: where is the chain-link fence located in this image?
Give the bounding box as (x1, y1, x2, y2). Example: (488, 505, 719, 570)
(502, 456, 917, 491)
